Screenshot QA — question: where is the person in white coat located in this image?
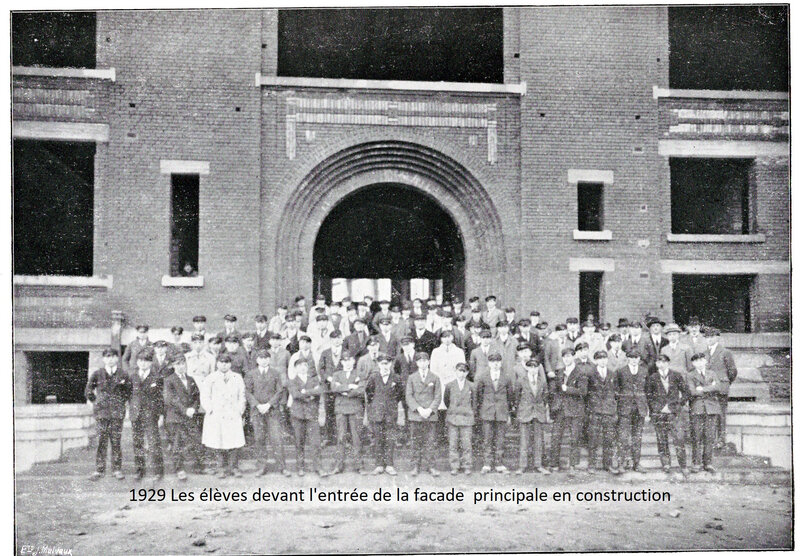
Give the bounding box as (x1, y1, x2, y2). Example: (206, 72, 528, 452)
(201, 353, 246, 477)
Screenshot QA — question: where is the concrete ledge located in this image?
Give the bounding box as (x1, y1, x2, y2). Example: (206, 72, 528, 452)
(13, 121, 110, 142)
(15, 328, 111, 349)
(653, 86, 788, 100)
(567, 169, 614, 184)
(569, 257, 615, 272)
(159, 160, 210, 175)
(257, 73, 527, 96)
(14, 274, 113, 288)
(161, 275, 204, 287)
(722, 332, 791, 349)
(13, 66, 116, 81)
(658, 139, 788, 158)
(667, 233, 766, 243)
(660, 259, 789, 274)
(573, 230, 612, 241)
(725, 402, 791, 468)
(15, 404, 94, 472)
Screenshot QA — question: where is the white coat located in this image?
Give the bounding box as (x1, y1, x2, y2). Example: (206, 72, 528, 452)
(201, 370, 246, 450)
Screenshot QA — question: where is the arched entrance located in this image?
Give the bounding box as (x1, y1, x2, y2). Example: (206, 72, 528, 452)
(313, 183, 465, 302)
(273, 141, 507, 306)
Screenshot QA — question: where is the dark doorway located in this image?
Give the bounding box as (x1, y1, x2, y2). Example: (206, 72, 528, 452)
(673, 274, 753, 332)
(27, 351, 89, 404)
(579, 272, 603, 323)
(313, 184, 465, 302)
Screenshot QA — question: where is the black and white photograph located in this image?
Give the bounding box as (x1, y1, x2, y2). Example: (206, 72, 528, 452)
(10, 4, 792, 554)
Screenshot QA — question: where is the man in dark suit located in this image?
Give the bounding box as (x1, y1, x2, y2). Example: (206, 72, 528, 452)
(616, 350, 649, 472)
(129, 349, 165, 481)
(409, 314, 438, 356)
(343, 318, 370, 360)
(163, 354, 203, 479)
(394, 336, 417, 445)
(151, 341, 172, 379)
(622, 321, 649, 368)
(287, 360, 325, 476)
(365, 354, 403, 475)
(318, 330, 345, 446)
(586, 351, 620, 474)
(548, 347, 588, 475)
(374, 317, 401, 358)
(543, 324, 568, 381)
(405, 352, 442, 476)
(515, 358, 549, 474)
(122, 324, 151, 373)
(85, 348, 132, 480)
(254, 314, 271, 351)
(245, 350, 290, 476)
(705, 327, 738, 449)
(686, 352, 721, 473)
(330, 351, 366, 474)
(476, 353, 514, 474)
(515, 319, 542, 362)
(643, 317, 669, 374)
(469, 329, 495, 381)
(646, 354, 690, 476)
(444, 362, 475, 475)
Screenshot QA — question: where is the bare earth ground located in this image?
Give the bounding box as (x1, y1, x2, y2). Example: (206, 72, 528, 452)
(16, 449, 792, 555)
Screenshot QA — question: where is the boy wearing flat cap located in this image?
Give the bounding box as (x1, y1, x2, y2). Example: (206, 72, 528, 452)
(406, 351, 442, 476)
(365, 353, 403, 475)
(330, 350, 366, 474)
(586, 351, 620, 474)
(129, 349, 165, 482)
(476, 352, 514, 474)
(686, 352, 721, 473)
(163, 353, 204, 479)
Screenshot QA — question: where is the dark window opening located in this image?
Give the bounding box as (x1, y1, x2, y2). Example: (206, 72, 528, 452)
(670, 158, 754, 235)
(668, 6, 788, 91)
(673, 274, 753, 333)
(12, 11, 96, 68)
(579, 272, 603, 324)
(13, 140, 95, 276)
(27, 351, 89, 404)
(278, 8, 503, 83)
(170, 174, 200, 277)
(577, 182, 604, 231)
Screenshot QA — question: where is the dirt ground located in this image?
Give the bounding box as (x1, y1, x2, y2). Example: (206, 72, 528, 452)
(16, 462, 792, 554)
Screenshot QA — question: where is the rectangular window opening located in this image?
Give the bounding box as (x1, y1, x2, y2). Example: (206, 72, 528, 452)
(278, 8, 503, 83)
(13, 139, 95, 276)
(170, 174, 200, 277)
(27, 351, 89, 404)
(672, 274, 753, 333)
(579, 272, 603, 324)
(12, 11, 97, 68)
(670, 158, 754, 235)
(668, 6, 787, 91)
(577, 182, 604, 232)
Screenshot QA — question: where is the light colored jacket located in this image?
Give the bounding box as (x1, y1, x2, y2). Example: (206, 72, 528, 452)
(201, 371, 246, 449)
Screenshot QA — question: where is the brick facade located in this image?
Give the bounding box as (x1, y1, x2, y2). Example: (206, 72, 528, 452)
(13, 7, 789, 342)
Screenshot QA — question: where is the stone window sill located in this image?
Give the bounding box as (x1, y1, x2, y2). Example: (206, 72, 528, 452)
(13, 275, 113, 288)
(161, 275, 204, 288)
(573, 230, 613, 241)
(667, 233, 765, 243)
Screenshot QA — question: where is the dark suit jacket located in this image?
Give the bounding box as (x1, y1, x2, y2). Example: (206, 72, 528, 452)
(373, 332, 401, 358)
(129, 370, 164, 422)
(393, 351, 417, 392)
(646, 370, 690, 416)
(551, 366, 588, 418)
(285, 334, 300, 355)
(244, 367, 285, 419)
(707, 345, 737, 395)
(163, 373, 201, 424)
(365, 372, 403, 423)
(621, 336, 650, 369)
(443, 380, 475, 426)
(317, 347, 344, 387)
(475, 372, 514, 421)
(409, 328, 438, 356)
(343, 331, 370, 359)
(686, 370, 722, 415)
(463, 335, 481, 359)
(330, 370, 365, 414)
(268, 347, 291, 383)
(288, 375, 322, 420)
(586, 367, 618, 416)
(515, 331, 542, 359)
(254, 330, 270, 351)
(405, 370, 442, 422)
(515, 367, 548, 423)
(122, 339, 152, 372)
(85, 367, 132, 420)
(616, 365, 648, 417)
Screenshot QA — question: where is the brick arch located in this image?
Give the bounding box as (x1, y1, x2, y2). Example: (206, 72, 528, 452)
(274, 141, 507, 304)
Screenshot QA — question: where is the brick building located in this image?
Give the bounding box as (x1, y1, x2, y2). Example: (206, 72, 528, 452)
(12, 8, 789, 406)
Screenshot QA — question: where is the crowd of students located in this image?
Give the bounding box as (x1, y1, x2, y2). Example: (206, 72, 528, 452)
(84, 294, 738, 482)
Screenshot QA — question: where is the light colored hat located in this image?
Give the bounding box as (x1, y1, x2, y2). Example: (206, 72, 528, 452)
(663, 323, 682, 335)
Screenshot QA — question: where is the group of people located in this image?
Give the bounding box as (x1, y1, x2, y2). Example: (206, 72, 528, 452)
(84, 294, 738, 482)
